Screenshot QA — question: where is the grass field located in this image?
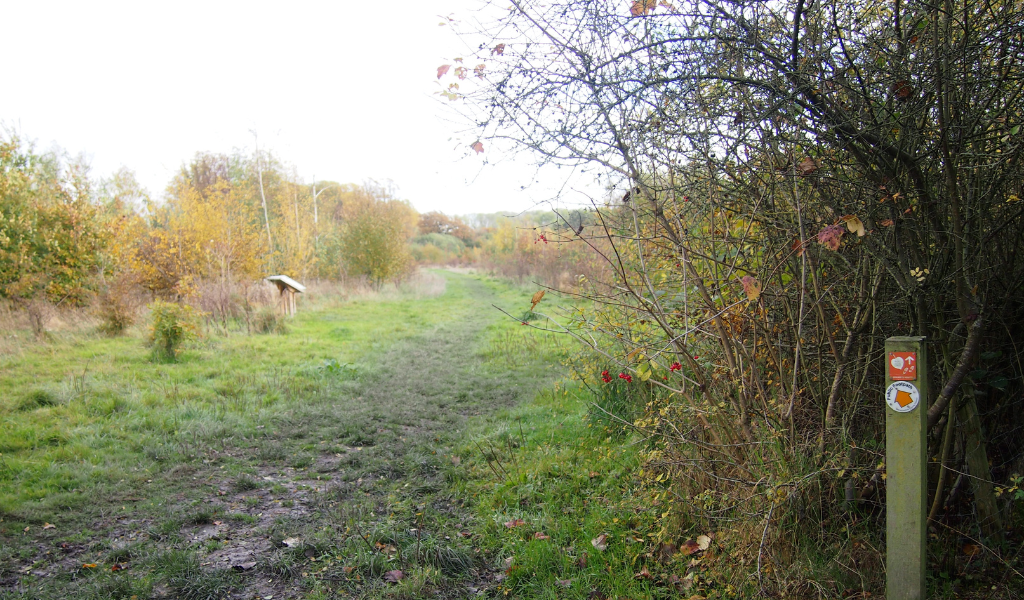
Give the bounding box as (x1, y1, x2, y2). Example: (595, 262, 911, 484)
(0, 270, 581, 599)
(0, 269, 717, 600)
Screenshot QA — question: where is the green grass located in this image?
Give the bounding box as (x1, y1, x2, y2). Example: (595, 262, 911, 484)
(0, 269, 573, 599)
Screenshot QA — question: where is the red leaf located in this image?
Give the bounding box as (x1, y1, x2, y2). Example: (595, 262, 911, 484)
(492, 43, 505, 55)
(504, 518, 525, 528)
(474, 64, 486, 78)
(455, 66, 468, 79)
(471, 141, 484, 154)
(817, 224, 844, 251)
(384, 569, 404, 582)
(437, 64, 451, 79)
(790, 238, 805, 257)
(880, 219, 894, 227)
(533, 531, 550, 540)
(634, 567, 653, 579)
(679, 539, 700, 555)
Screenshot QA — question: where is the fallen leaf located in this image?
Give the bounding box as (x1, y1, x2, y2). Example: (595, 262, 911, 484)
(634, 567, 653, 579)
(213, 521, 223, 526)
(451, 455, 461, 465)
(492, 43, 505, 55)
(530, 289, 545, 311)
(556, 579, 572, 588)
(232, 561, 257, 571)
(82, 563, 98, 569)
(471, 141, 484, 154)
(504, 518, 526, 528)
(343, 566, 356, 574)
(458, 530, 472, 538)
(740, 276, 761, 301)
(436, 64, 451, 79)
(384, 569, 404, 583)
(111, 563, 126, 571)
(880, 219, 894, 226)
(680, 539, 701, 555)
(588, 589, 608, 600)
(533, 532, 550, 540)
(591, 534, 609, 551)
(43, 523, 55, 530)
(963, 543, 982, 557)
(842, 215, 866, 236)
(588, 471, 600, 478)
(696, 534, 711, 551)
(658, 542, 677, 562)
(281, 537, 301, 547)
(577, 552, 588, 568)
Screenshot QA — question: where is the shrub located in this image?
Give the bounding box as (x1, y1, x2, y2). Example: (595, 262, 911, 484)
(96, 275, 139, 336)
(146, 300, 201, 360)
(252, 306, 286, 334)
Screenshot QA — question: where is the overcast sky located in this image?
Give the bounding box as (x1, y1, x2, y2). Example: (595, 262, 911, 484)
(2, 1, 601, 215)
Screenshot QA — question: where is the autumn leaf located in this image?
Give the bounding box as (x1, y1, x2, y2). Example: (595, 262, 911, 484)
(474, 64, 486, 78)
(556, 579, 572, 588)
(880, 219, 894, 227)
(384, 569, 404, 583)
(963, 543, 981, 556)
(492, 43, 505, 55)
(530, 289, 545, 311)
(534, 531, 550, 540)
(680, 539, 701, 555)
(817, 224, 844, 251)
(504, 518, 526, 528)
(634, 567, 653, 580)
(81, 563, 98, 569)
(790, 238, 805, 257)
(696, 534, 711, 551)
(740, 276, 761, 301)
(437, 64, 451, 79)
(281, 537, 301, 547)
(42, 523, 55, 529)
(591, 533, 609, 551)
(795, 157, 818, 176)
(455, 66, 468, 79)
(631, 0, 658, 16)
(471, 141, 484, 154)
(343, 566, 356, 574)
(842, 215, 866, 236)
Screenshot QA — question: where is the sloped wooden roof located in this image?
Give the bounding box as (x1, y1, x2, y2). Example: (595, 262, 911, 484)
(265, 275, 306, 293)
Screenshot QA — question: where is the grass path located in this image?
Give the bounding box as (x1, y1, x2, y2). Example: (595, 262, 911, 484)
(0, 271, 564, 599)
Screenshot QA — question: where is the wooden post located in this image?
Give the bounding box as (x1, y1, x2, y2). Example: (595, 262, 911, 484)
(885, 336, 928, 600)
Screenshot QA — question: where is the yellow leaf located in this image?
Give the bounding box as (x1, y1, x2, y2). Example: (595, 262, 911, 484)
(842, 215, 865, 236)
(530, 289, 545, 311)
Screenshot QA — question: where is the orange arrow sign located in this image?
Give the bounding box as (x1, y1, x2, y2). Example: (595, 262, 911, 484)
(895, 390, 914, 408)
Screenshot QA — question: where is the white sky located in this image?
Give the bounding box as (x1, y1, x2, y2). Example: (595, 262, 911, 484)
(2, 0, 602, 215)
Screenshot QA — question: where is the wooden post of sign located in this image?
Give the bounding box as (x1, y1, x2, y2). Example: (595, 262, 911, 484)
(885, 336, 928, 600)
